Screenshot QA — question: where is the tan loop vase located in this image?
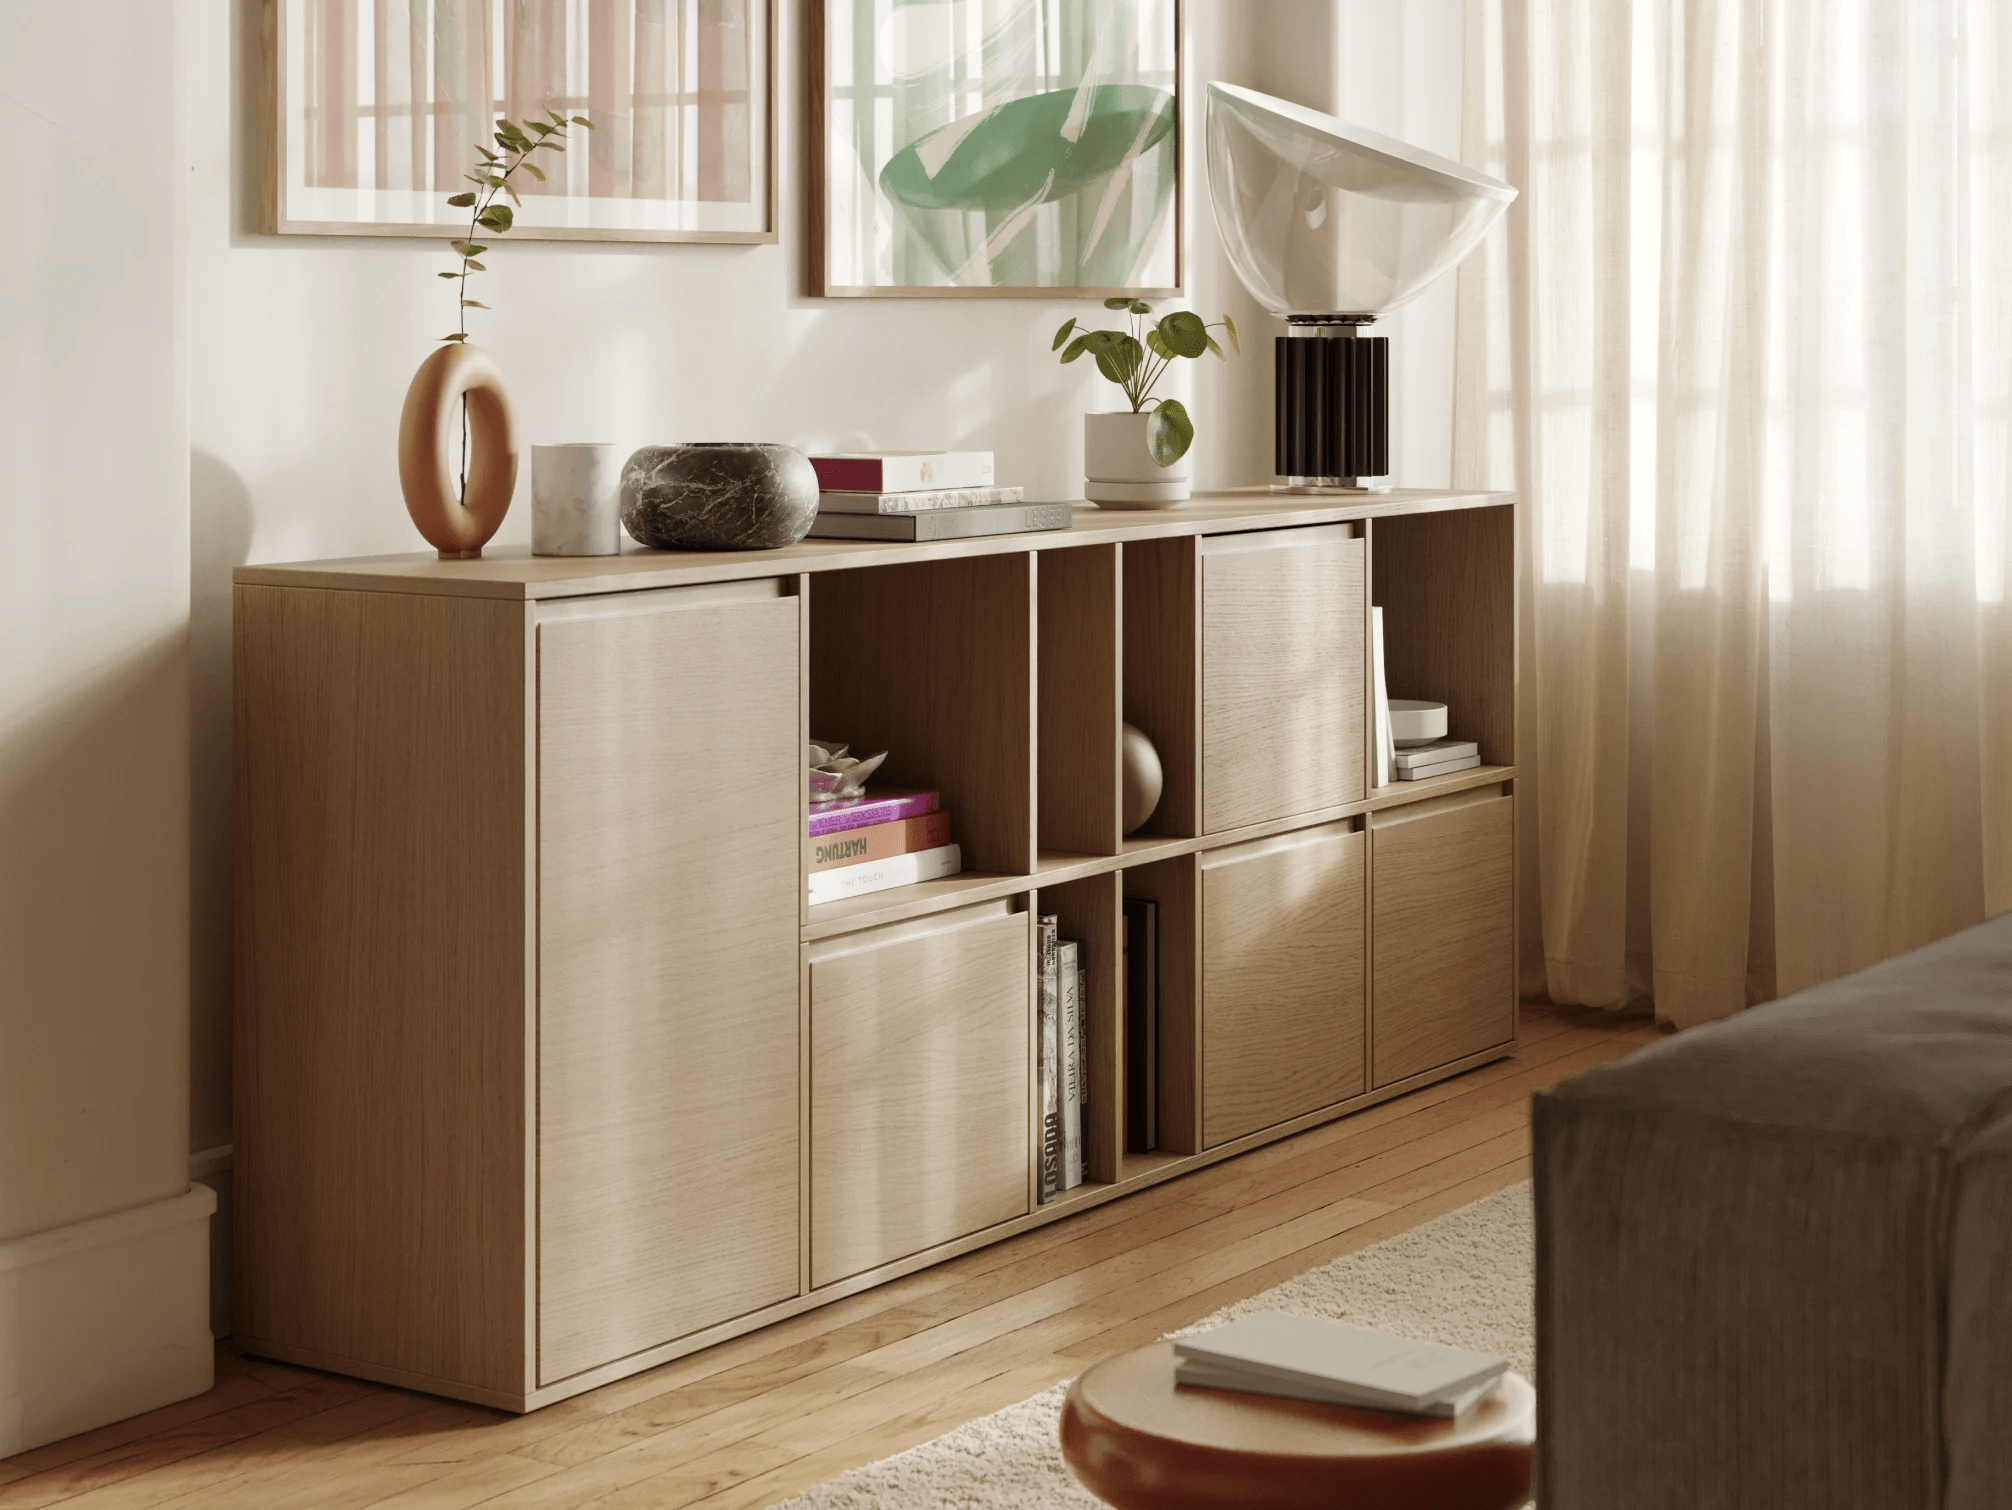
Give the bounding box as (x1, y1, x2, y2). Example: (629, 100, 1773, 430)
(397, 343, 519, 560)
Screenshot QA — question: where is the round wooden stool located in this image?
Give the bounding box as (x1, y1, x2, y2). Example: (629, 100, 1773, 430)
(1059, 1342, 1534, 1510)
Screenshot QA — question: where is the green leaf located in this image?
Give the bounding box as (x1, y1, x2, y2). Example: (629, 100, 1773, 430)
(1222, 314, 1239, 354)
(1103, 296, 1131, 310)
(529, 120, 554, 135)
(1051, 316, 1077, 352)
(437, 271, 459, 279)
(1129, 299, 1151, 314)
(463, 259, 487, 272)
(572, 116, 594, 128)
(519, 161, 546, 182)
(460, 299, 488, 309)
(479, 204, 514, 231)
(446, 191, 477, 207)
(1093, 333, 1145, 387)
(440, 332, 470, 343)
(1147, 399, 1194, 466)
(1206, 335, 1224, 359)
(450, 241, 488, 256)
(1146, 328, 1172, 360)
(1060, 332, 1096, 364)
(1159, 310, 1210, 358)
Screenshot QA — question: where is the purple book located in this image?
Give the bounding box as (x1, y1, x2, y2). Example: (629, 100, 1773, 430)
(807, 788, 941, 837)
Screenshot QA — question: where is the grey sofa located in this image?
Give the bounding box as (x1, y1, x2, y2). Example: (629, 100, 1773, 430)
(1533, 913, 2012, 1509)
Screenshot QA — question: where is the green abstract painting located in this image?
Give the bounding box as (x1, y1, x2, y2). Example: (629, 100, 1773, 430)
(819, 0, 1180, 295)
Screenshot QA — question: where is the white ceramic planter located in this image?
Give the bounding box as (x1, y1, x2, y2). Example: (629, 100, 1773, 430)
(1084, 411, 1192, 508)
(532, 442, 623, 556)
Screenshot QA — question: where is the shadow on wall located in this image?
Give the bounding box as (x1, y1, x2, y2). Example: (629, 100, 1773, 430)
(190, 449, 254, 1335)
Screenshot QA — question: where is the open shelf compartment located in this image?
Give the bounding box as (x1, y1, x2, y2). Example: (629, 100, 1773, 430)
(1037, 544, 1122, 859)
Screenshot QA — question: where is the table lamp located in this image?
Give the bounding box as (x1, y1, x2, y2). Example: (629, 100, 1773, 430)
(1205, 82, 1517, 492)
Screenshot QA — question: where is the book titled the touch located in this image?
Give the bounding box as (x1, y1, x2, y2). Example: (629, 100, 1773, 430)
(816, 485, 1024, 515)
(1173, 1313, 1509, 1418)
(806, 788, 940, 838)
(806, 843, 960, 904)
(808, 451, 995, 494)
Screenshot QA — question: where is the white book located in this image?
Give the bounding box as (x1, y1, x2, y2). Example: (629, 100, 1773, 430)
(1058, 940, 1083, 1191)
(1037, 917, 1061, 1203)
(1173, 1313, 1508, 1416)
(1393, 738, 1478, 770)
(1172, 1359, 1500, 1418)
(1371, 607, 1394, 787)
(806, 842, 960, 903)
(1395, 753, 1481, 781)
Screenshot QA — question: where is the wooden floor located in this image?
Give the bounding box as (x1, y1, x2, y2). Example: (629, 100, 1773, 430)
(0, 1005, 1658, 1510)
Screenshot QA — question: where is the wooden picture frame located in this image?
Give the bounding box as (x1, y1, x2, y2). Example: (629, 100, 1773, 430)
(809, 0, 1183, 299)
(262, 0, 778, 244)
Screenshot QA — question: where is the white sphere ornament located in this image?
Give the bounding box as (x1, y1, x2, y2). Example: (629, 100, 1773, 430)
(1121, 722, 1164, 834)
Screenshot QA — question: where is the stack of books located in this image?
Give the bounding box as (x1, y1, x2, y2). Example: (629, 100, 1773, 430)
(1174, 1313, 1510, 1417)
(1037, 916, 1090, 1203)
(807, 788, 959, 904)
(1394, 739, 1480, 782)
(806, 451, 1072, 542)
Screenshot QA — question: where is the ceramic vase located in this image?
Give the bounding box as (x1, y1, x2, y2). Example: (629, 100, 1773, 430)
(1084, 411, 1192, 509)
(620, 443, 820, 551)
(532, 443, 624, 556)
(397, 344, 518, 559)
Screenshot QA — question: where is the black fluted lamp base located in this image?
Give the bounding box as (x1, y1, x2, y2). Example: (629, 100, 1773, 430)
(1273, 317, 1389, 492)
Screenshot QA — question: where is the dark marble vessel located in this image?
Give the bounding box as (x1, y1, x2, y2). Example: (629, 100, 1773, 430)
(620, 443, 819, 551)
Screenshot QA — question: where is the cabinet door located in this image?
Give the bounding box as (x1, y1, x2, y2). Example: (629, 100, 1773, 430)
(537, 583, 802, 1385)
(809, 903, 1030, 1288)
(1370, 789, 1515, 1088)
(1200, 525, 1366, 833)
(1200, 823, 1366, 1148)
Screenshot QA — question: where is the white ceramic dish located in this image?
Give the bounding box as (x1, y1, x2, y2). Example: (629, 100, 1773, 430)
(1389, 699, 1448, 747)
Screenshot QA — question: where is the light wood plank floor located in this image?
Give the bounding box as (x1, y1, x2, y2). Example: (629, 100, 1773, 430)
(0, 1005, 1659, 1510)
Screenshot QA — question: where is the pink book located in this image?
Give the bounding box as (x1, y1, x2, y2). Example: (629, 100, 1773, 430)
(807, 788, 940, 837)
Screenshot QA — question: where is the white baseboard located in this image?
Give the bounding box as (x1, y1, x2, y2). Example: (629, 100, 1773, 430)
(0, 1184, 217, 1458)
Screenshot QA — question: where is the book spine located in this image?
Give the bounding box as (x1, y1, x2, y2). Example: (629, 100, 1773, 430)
(805, 790, 940, 837)
(816, 486, 1023, 514)
(1395, 756, 1481, 781)
(1038, 916, 1060, 1204)
(806, 811, 953, 872)
(1077, 961, 1091, 1177)
(1059, 941, 1082, 1191)
(805, 842, 959, 904)
(1372, 606, 1393, 788)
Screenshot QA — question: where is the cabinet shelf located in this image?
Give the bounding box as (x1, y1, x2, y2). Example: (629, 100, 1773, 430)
(802, 870, 1025, 941)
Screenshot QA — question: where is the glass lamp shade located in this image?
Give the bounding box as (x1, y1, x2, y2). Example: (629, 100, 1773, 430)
(1205, 82, 1516, 319)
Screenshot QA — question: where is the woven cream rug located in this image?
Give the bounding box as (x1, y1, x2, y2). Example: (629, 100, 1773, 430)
(771, 1182, 1536, 1509)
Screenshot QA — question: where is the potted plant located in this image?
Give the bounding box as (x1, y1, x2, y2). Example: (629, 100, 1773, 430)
(1053, 299, 1237, 507)
(397, 111, 590, 559)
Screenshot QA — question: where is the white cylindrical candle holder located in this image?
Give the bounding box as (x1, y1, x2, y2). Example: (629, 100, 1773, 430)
(532, 443, 623, 556)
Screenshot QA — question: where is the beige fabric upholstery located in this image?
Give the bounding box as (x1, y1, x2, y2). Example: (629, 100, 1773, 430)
(1533, 912, 2012, 1509)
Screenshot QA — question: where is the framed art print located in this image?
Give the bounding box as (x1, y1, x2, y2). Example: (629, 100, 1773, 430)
(264, 0, 776, 242)
(813, 0, 1181, 297)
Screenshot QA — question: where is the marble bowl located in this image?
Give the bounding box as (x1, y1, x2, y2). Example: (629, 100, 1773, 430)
(620, 442, 819, 551)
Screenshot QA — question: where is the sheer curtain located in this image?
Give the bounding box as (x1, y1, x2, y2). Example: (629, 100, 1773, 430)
(1453, 0, 2012, 1027)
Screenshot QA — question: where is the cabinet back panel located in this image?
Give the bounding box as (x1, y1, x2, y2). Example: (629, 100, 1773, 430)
(537, 587, 802, 1385)
(233, 586, 529, 1395)
(1200, 823, 1367, 1147)
(1201, 526, 1365, 833)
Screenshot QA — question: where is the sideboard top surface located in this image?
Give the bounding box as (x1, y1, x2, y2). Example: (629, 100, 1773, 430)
(233, 488, 1518, 600)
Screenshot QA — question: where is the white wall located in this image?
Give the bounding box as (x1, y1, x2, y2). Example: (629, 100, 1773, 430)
(1, 0, 215, 1454)
(183, 0, 1466, 1314)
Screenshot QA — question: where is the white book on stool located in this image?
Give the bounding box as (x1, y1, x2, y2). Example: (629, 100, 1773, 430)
(1173, 1313, 1509, 1417)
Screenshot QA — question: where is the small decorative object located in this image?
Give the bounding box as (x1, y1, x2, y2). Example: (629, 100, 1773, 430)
(266, 0, 774, 243)
(807, 741, 890, 805)
(1389, 699, 1450, 747)
(621, 444, 820, 552)
(1121, 722, 1164, 834)
(1055, 299, 1238, 508)
(532, 444, 624, 557)
(816, 0, 1179, 295)
(399, 112, 591, 560)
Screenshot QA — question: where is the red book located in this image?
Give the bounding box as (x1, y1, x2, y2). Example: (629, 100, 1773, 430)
(806, 787, 940, 836)
(808, 811, 954, 872)
(807, 451, 994, 494)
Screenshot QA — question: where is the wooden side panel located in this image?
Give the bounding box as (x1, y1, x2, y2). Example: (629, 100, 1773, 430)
(1200, 823, 1367, 1147)
(1371, 505, 1516, 767)
(234, 585, 529, 1397)
(1118, 855, 1200, 1156)
(1034, 871, 1123, 1184)
(1038, 545, 1121, 856)
(1201, 525, 1366, 833)
(537, 584, 801, 1386)
(809, 556, 1035, 875)
(1121, 536, 1199, 839)
(808, 905, 1031, 1287)
(1370, 789, 1516, 1087)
